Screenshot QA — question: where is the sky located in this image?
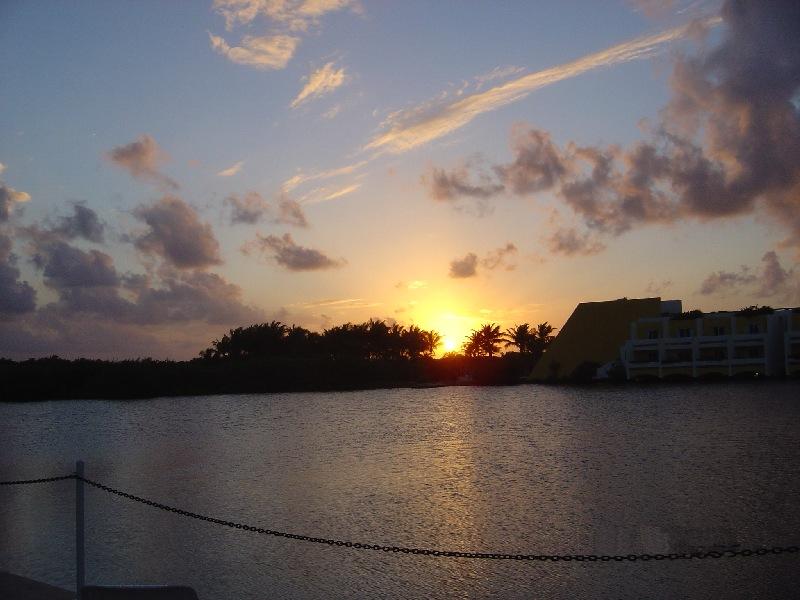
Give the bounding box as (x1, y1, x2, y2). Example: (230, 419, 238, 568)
(1, 0, 799, 359)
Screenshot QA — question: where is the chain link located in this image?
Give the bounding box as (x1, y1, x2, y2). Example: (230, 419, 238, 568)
(3, 472, 798, 561)
(73, 475, 800, 562)
(0, 473, 76, 485)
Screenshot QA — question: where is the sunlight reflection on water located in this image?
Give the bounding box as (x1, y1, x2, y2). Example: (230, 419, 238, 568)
(2, 381, 799, 599)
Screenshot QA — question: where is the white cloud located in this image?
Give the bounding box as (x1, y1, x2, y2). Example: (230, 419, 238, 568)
(365, 17, 721, 154)
(209, 32, 299, 70)
(322, 182, 360, 201)
(217, 160, 244, 177)
(213, 0, 357, 31)
(282, 159, 368, 191)
(291, 62, 347, 108)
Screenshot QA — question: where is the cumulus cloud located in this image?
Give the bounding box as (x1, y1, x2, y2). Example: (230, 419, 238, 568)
(243, 232, 344, 271)
(0, 233, 36, 316)
(0, 182, 31, 222)
(480, 243, 518, 270)
(134, 196, 222, 269)
(426, 1, 800, 253)
(699, 251, 797, 300)
(276, 197, 308, 227)
(52, 204, 105, 243)
(107, 135, 178, 190)
(448, 253, 478, 278)
(495, 129, 568, 195)
(208, 32, 299, 70)
(422, 165, 504, 203)
(225, 192, 308, 227)
(547, 227, 605, 256)
(366, 17, 718, 154)
(291, 62, 347, 108)
(449, 243, 520, 278)
(217, 161, 244, 177)
(32, 240, 119, 289)
(226, 191, 271, 225)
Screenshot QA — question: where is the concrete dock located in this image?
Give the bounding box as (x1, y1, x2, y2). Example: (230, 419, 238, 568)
(0, 571, 73, 600)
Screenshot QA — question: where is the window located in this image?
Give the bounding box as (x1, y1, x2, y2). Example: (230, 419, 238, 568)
(648, 329, 659, 339)
(679, 328, 692, 338)
(748, 323, 760, 334)
(712, 326, 726, 336)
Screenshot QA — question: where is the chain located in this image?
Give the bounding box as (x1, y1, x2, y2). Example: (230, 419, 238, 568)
(3, 472, 799, 561)
(74, 475, 800, 562)
(0, 473, 77, 485)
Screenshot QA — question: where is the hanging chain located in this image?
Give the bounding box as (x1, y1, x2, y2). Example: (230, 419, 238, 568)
(3, 472, 798, 562)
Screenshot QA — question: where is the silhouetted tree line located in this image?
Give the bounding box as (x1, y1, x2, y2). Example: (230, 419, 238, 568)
(199, 320, 442, 361)
(0, 320, 556, 401)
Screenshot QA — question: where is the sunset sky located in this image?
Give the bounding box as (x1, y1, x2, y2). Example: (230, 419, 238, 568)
(1, 0, 798, 359)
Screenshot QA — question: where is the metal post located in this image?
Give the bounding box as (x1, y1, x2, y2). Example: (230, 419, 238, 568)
(76, 460, 85, 599)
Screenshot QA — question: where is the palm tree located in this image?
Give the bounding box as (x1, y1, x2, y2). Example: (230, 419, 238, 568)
(462, 331, 481, 357)
(421, 330, 442, 357)
(503, 323, 535, 354)
(466, 323, 504, 357)
(534, 322, 555, 348)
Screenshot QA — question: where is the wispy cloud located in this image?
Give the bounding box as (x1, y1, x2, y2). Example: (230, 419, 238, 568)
(291, 62, 347, 108)
(473, 65, 524, 90)
(322, 182, 360, 201)
(366, 17, 720, 154)
(282, 159, 368, 192)
(213, 0, 358, 32)
(209, 32, 299, 70)
(217, 160, 244, 177)
(322, 104, 342, 119)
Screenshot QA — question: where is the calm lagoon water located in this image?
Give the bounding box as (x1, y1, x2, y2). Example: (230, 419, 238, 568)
(2, 382, 799, 599)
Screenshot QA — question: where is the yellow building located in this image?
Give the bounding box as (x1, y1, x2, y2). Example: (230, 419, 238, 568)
(529, 297, 667, 381)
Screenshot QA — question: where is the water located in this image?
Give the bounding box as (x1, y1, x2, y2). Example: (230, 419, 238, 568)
(1, 382, 799, 599)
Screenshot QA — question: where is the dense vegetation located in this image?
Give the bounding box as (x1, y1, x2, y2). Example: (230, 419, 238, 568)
(1, 320, 555, 401)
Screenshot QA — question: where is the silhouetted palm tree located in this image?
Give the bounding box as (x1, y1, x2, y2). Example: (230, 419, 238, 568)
(422, 330, 442, 357)
(503, 323, 535, 353)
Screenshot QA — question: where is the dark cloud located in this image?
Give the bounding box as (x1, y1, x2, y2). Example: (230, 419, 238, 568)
(547, 227, 605, 256)
(134, 196, 222, 269)
(0, 233, 37, 316)
(244, 233, 345, 271)
(276, 198, 308, 228)
(423, 1, 800, 252)
(32, 239, 119, 288)
(226, 191, 270, 225)
(226, 192, 308, 227)
(699, 267, 756, 295)
(422, 166, 504, 202)
(132, 271, 264, 325)
(448, 253, 478, 278)
(107, 134, 179, 190)
(698, 250, 797, 298)
(757, 251, 791, 297)
(52, 204, 105, 242)
(495, 128, 568, 195)
(480, 243, 518, 270)
(449, 243, 520, 278)
(0, 182, 31, 222)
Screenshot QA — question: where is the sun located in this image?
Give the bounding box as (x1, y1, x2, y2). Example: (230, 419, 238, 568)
(443, 338, 457, 352)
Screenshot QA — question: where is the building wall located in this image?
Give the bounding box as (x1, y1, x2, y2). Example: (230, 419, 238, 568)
(623, 308, 794, 380)
(530, 297, 663, 381)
